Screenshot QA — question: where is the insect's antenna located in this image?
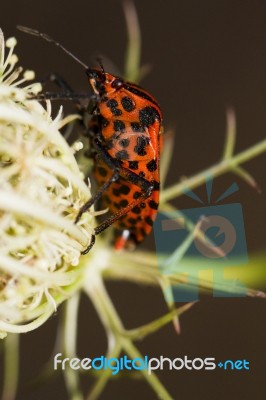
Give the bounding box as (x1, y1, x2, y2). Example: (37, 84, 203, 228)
(17, 25, 89, 70)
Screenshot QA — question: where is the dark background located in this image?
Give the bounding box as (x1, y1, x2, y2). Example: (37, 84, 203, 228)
(1, 0, 266, 399)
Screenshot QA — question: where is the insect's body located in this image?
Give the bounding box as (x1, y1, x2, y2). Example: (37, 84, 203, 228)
(16, 26, 163, 253)
(87, 69, 163, 249)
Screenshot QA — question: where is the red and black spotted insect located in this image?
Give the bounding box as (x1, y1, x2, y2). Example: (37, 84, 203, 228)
(17, 26, 163, 254)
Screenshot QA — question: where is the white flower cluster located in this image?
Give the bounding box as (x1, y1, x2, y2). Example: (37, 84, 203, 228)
(0, 29, 93, 336)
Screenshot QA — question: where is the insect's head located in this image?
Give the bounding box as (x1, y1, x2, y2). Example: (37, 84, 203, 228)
(86, 61, 124, 97)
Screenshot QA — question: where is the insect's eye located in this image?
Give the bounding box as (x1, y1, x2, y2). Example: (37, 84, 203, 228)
(111, 78, 124, 89)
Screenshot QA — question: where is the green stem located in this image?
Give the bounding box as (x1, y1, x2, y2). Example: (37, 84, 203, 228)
(121, 339, 173, 400)
(64, 292, 80, 357)
(86, 343, 122, 400)
(123, 0, 141, 82)
(83, 274, 173, 400)
(161, 138, 266, 203)
(2, 333, 19, 400)
(63, 293, 83, 400)
(223, 109, 236, 159)
(232, 139, 266, 165)
(121, 303, 194, 340)
(63, 367, 83, 400)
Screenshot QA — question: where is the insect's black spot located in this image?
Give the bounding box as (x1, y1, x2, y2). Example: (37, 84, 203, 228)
(132, 206, 141, 214)
(106, 99, 122, 116)
(149, 200, 158, 210)
(114, 120, 125, 132)
(106, 139, 114, 149)
(128, 217, 137, 225)
(134, 136, 150, 156)
(99, 116, 109, 128)
(115, 150, 129, 160)
(119, 185, 130, 195)
(145, 216, 153, 226)
(121, 96, 135, 112)
(98, 166, 108, 177)
(112, 188, 120, 197)
(113, 202, 120, 209)
(140, 202, 146, 208)
(128, 161, 139, 170)
(119, 138, 130, 148)
(139, 106, 160, 127)
(152, 180, 160, 191)
(119, 199, 129, 207)
(133, 191, 142, 199)
(107, 98, 118, 108)
(131, 122, 145, 133)
(146, 159, 157, 172)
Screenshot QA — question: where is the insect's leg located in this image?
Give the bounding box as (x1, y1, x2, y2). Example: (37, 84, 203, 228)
(35, 92, 92, 102)
(37, 73, 96, 144)
(81, 175, 155, 254)
(37, 72, 88, 108)
(93, 138, 152, 192)
(81, 185, 152, 254)
(94, 182, 153, 236)
(81, 182, 153, 254)
(86, 94, 99, 114)
(82, 234, 95, 255)
(75, 170, 120, 224)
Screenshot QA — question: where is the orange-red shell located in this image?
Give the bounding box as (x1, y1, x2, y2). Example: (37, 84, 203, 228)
(87, 68, 163, 249)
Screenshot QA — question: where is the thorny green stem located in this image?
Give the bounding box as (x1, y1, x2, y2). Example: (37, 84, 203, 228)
(119, 303, 194, 340)
(161, 138, 266, 203)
